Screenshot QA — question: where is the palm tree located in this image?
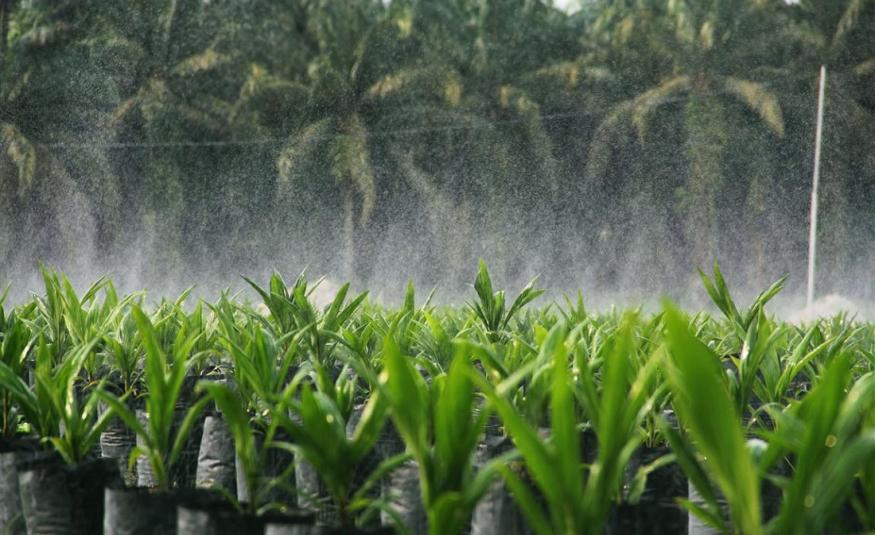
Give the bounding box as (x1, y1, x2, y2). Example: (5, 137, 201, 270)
(584, 0, 790, 289)
(428, 0, 580, 263)
(93, 1, 236, 279)
(234, 0, 470, 282)
(0, 1, 120, 276)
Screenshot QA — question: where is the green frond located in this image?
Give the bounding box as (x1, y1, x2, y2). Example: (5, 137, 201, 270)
(584, 99, 636, 186)
(111, 93, 144, 125)
(668, 0, 697, 46)
(171, 102, 226, 133)
(136, 79, 172, 121)
(833, 0, 867, 49)
(501, 86, 559, 187)
(630, 76, 691, 141)
(364, 66, 461, 107)
(391, 147, 457, 221)
(111, 78, 167, 124)
(534, 61, 582, 89)
(366, 69, 418, 98)
(331, 114, 376, 226)
(699, 20, 715, 50)
(0, 123, 37, 194)
(277, 117, 336, 183)
(16, 21, 71, 50)
(234, 65, 310, 126)
(392, 148, 436, 198)
(159, 0, 181, 52)
(854, 57, 875, 76)
(172, 49, 230, 77)
(723, 76, 784, 137)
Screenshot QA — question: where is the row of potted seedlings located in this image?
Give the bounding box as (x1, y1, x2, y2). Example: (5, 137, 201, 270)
(2, 264, 875, 533)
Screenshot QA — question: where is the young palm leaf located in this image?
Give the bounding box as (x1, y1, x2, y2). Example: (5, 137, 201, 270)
(468, 260, 543, 343)
(662, 302, 762, 535)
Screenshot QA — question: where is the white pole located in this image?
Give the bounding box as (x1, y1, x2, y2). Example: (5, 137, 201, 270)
(807, 65, 826, 308)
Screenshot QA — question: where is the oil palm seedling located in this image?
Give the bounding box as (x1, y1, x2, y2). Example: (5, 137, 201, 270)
(0, 294, 34, 535)
(697, 265, 790, 420)
(101, 309, 145, 400)
(99, 307, 144, 486)
(97, 305, 211, 490)
(271, 367, 404, 531)
(473, 318, 659, 535)
(698, 264, 787, 343)
(211, 300, 308, 504)
(762, 355, 875, 534)
(468, 260, 544, 343)
(212, 300, 302, 413)
(0, 336, 112, 464)
(661, 301, 875, 533)
(0, 336, 119, 534)
(196, 380, 296, 516)
(246, 271, 367, 400)
(96, 305, 214, 532)
(173, 377, 317, 534)
(660, 302, 763, 534)
(30, 266, 111, 362)
(380, 333, 508, 535)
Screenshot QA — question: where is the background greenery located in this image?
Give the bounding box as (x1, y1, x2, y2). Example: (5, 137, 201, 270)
(2, 0, 874, 302)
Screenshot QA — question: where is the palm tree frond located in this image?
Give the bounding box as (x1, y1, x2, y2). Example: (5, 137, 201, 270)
(1, 123, 37, 194)
(365, 66, 461, 107)
(111, 79, 164, 125)
(833, 0, 867, 49)
(391, 147, 453, 215)
(171, 103, 226, 134)
(172, 49, 230, 77)
(584, 99, 635, 186)
(237, 65, 310, 109)
(500, 87, 559, 188)
(16, 21, 71, 50)
(699, 20, 715, 50)
(854, 57, 875, 76)
(723, 77, 784, 137)
(277, 117, 335, 184)
(630, 76, 691, 141)
(534, 61, 581, 89)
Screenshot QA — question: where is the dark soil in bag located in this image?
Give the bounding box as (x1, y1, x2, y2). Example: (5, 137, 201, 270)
(176, 490, 314, 535)
(265, 523, 396, 535)
(104, 486, 208, 535)
(17, 454, 120, 535)
(606, 445, 688, 535)
(0, 437, 39, 534)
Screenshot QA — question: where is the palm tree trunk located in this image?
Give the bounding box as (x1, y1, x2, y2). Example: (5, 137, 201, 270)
(342, 188, 355, 280)
(684, 93, 727, 271)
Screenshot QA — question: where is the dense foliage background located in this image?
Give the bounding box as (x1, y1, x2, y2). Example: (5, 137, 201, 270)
(2, 0, 874, 302)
